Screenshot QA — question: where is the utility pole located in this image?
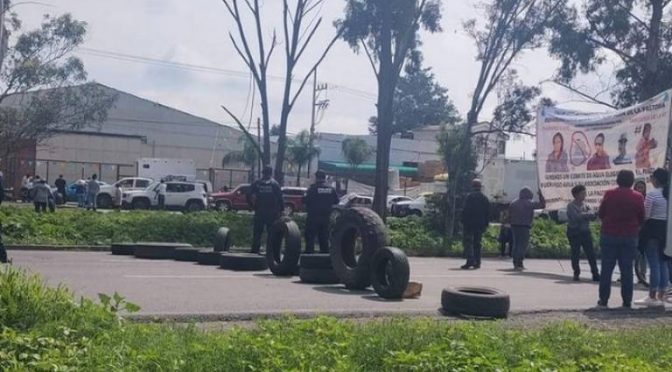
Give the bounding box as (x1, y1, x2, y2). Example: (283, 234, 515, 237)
(307, 70, 329, 178)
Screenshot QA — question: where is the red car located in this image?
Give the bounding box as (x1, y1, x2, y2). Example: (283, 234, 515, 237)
(281, 187, 307, 214)
(211, 184, 252, 211)
(211, 184, 307, 214)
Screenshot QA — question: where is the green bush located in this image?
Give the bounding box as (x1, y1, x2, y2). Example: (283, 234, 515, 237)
(1, 206, 597, 258)
(2, 267, 672, 371)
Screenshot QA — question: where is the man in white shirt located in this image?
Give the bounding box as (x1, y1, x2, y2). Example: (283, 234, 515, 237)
(157, 179, 167, 210)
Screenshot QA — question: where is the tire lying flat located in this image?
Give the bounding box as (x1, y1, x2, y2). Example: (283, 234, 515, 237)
(299, 253, 332, 269)
(299, 253, 339, 284)
(174, 247, 201, 262)
(330, 208, 387, 289)
(220, 252, 268, 271)
(134, 242, 192, 259)
(111, 243, 136, 256)
(441, 286, 510, 319)
(370, 247, 410, 299)
(266, 218, 302, 276)
(197, 250, 223, 265)
(214, 227, 232, 252)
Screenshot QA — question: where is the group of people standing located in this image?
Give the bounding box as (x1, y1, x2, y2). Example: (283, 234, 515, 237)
(460, 168, 671, 309)
(461, 181, 546, 271)
(17, 173, 103, 212)
(246, 166, 339, 255)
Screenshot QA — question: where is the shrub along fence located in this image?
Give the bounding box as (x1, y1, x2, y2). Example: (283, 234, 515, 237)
(0, 207, 590, 258)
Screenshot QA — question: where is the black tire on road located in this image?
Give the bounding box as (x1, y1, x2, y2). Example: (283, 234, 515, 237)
(97, 194, 112, 209)
(111, 243, 135, 256)
(330, 207, 388, 289)
(132, 198, 151, 210)
(220, 253, 268, 271)
(299, 253, 332, 270)
(370, 247, 410, 299)
(266, 218, 302, 276)
(174, 247, 201, 262)
(299, 268, 340, 284)
(134, 243, 191, 259)
(214, 227, 232, 252)
(197, 250, 223, 265)
(441, 287, 510, 319)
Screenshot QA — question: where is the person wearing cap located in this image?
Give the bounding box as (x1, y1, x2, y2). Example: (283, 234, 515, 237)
(613, 133, 632, 165)
(247, 166, 283, 254)
(304, 170, 339, 254)
(460, 179, 491, 269)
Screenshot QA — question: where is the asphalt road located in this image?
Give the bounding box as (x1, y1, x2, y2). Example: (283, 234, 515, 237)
(9, 251, 654, 318)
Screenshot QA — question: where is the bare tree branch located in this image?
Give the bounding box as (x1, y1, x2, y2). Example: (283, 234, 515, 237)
(221, 105, 263, 157)
(361, 39, 379, 78)
(551, 80, 618, 109)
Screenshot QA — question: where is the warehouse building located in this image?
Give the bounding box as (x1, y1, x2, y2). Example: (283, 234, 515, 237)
(1, 83, 253, 193)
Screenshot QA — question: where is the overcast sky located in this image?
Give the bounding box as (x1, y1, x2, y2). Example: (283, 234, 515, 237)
(16, 0, 614, 159)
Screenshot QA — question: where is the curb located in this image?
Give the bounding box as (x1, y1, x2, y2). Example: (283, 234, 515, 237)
(124, 307, 672, 324)
(7, 245, 111, 252)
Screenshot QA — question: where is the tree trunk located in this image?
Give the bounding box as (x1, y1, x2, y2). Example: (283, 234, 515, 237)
(372, 2, 394, 221)
(445, 110, 478, 240)
(296, 164, 301, 186)
(642, 0, 664, 100)
(259, 83, 272, 167)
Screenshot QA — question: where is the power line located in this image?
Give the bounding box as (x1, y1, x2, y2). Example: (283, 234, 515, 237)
(78, 47, 377, 101)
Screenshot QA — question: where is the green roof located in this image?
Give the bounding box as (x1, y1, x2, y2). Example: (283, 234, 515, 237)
(319, 161, 418, 177)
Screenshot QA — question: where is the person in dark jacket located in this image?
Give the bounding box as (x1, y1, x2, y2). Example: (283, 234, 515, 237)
(54, 175, 66, 205)
(509, 187, 546, 271)
(0, 223, 9, 264)
(460, 179, 490, 269)
(247, 166, 283, 254)
(304, 170, 339, 254)
(566, 185, 599, 282)
(0, 171, 5, 206)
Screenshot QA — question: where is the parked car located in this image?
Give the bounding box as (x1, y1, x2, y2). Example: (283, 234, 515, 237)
(282, 187, 307, 214)
(391, 195, 427, 217)
(122, 181, 208, 212)
(338, 193, 373, 209)
(387, 195, 412, 211)
(211, 184, 252, 211)
(64, 180, 109, 202)
(97, 177, 153, 208)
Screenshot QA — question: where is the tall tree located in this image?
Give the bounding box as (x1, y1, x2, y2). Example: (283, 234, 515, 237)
(442, 0, 564, 239)
(337, 0, 442, 219)
(549, 0, 672, 107)
(0, 13, 116, 159)
(368, 62, 460, 135)
(287, 129, 320, 186)
(341, 136, 372, 192)
(222, 0, 340, 184)
(223, 135, 260, 183)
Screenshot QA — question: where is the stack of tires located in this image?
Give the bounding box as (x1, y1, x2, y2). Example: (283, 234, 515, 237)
(309, 207, 411, 299)
(299, 254, 339, 284)
(265, 218, 301, 276)
(134, 242, 193, 259)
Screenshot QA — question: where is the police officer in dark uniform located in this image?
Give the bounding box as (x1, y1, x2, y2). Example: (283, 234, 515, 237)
(247, 166, 283, 254)
(304, 170, 339, 254)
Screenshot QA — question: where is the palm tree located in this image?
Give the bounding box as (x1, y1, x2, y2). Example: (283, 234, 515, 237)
(223, 136, 260, 183)
(341, 136, 373, 191)
(287, 130, 320, 186)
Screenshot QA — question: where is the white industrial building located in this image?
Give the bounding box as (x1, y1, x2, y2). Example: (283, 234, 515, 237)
(3, 83, 254, 191)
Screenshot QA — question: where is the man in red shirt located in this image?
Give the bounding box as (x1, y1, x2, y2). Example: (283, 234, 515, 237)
(597, 170, 645, 309)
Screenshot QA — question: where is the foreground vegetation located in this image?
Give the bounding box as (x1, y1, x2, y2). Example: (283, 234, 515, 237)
(1, 267, 671, 371)
(0, 206, 589, 258)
